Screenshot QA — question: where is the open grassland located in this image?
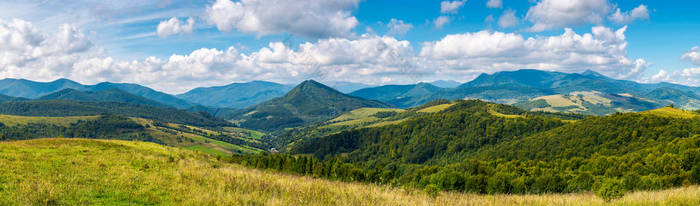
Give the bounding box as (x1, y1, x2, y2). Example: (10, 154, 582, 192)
(640, 107, 699, 119)
(1, 138, 698, 205)
(416, 103, 456, 113)
(0, 114, 99, 127)
(131, 118, 263, 155)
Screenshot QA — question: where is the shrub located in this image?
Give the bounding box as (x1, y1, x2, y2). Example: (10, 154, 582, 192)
(596, 179, 626, 202)
(424, 184, 440, 198)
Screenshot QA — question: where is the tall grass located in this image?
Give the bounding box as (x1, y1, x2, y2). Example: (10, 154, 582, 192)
(0, 138, 698, 205)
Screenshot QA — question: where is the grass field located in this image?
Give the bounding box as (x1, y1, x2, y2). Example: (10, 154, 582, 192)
(0, 114, 99, 127)
(416, 103, 456, 113)
(0, 138, 699, 205)
(640, 107, 699, 119)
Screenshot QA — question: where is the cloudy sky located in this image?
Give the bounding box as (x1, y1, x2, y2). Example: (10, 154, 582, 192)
(0, 0, 699, 94)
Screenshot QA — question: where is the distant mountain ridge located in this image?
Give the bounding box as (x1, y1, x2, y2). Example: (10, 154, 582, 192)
(225, 80, 390, 131)
(352, 69, 700, 113)
(177, 81, 293, 109)
(38, 88, 170, 108)
(0, 78, 193, 109)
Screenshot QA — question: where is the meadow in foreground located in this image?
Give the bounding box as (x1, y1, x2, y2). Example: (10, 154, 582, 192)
(0, 138, 698, 206)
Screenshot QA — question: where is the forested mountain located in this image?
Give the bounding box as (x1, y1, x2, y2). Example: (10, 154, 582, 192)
(429, 80, 462, 88)
(0, 78, 193, 108)
(38, 88, 170, 108)
(225, 80, 390, 131)
(232, 100, 700, 195)
(352, 69, 700, 112)
(177, 81, 293, 108)
(350, 83, 445, 108)
(0, 100, 230, 127)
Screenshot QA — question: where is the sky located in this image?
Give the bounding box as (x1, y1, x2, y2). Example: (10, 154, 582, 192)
(0, 0, 699, 94)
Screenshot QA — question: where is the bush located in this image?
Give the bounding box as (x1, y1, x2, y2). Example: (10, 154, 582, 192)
(596, 179, 626, 202)
(424, 184, 440, 198)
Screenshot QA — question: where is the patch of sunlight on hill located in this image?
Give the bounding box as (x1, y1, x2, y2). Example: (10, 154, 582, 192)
(131, 118, 263, 156)
(1, 138, 699, 205)
(417, 103, 456, 113)
(329, 108, 404, 122)
(640, 107, 699, 119)
(0, 114, 100, 127)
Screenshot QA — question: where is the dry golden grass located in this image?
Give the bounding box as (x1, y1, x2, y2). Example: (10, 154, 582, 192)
(1, 138, 699, 205)
(416, 103, 456, 113)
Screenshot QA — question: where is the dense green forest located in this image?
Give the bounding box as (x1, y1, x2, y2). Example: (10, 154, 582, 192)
(228, 100, 700, 195)
(0, 114, 162, 144)
(0, 100, 231, 127)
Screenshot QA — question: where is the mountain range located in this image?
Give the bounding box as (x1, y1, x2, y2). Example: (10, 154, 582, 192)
(0, 69, 697, 120)
(223, 80, 389, 131)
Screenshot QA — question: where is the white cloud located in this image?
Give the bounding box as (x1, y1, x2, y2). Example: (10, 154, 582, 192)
(608, 4, 649, 24)
(419, 26, 648, 80)
(441, 0, 467, 14)
(526, 0, 611, 32)
(486, 0, 502, 8)
(498, 9, 519, 28)
(682, 46, 700, 66)
(386, 19, 413, 36)
(204, 0, 360, 38)
(0, 18, 92, 81)
(434, 16, 450, 28)
(156, 17, 195, 38)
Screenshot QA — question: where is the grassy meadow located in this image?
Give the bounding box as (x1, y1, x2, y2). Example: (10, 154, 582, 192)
(0, 138, 699, 205)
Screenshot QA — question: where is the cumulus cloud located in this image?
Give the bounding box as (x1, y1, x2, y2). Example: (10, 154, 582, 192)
(204, 0, 359, 38)
(486, 0, 502, 8)
(440, 0, 467, 14)
(682, 46, 700, 66)
(156, 17, 194, 38)
(67, 34, 420, 93)
(608, 4, 649, 24)
(419, 25, 648, 80)
(526, 0, 611, 32)
(0, 18, 91, 81)
(434, 16, 450, 28)
(386, 19, 413, 36)
(498, 9, 519, 28)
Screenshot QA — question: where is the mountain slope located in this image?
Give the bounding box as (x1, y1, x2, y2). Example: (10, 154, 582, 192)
(0, 78, 193, 108)
(0, 100, 230, 127)
(228, 80, 390, 131)
(38, 88, 170, 108)
(285, 100, 699, 194)
(7, 139, 697, 205)
(350, 83, 444, 108)
(177, 81, 292, 109)
(90, 82, 193, 109)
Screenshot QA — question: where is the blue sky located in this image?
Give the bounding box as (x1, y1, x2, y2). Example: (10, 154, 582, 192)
(0, 0, 698, 93)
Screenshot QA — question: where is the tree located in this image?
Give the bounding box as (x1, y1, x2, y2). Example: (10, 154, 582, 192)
(596, 179, 626, 202)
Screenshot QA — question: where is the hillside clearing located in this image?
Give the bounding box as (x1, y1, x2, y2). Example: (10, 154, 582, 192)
(1, 138, 697, 205)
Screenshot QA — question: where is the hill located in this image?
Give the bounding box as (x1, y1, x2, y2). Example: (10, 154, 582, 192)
(0, 100, 230, 127)
(352, 69, 700, 112)
(350, 83, 445, 108)
(0, 78, 193, 108)
(514, 91, 662, 115)
(1, 138, 698, 205)
(235, 100, 700, 195)
(38, 88, 170, 108)
(226, 80, 390, 131)
(177, 81, 293, 109)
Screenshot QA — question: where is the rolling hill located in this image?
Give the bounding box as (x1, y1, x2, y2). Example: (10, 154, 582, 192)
(242, 100, 700, 195)
(226, 80, 390, 131)
(352, 69, 700, 113)
(38, 88, 170, 108)
(350, 83, 445, 108)
(0, 100, 230, 127)
(0, 78, 193, 108)
(177, 81, 293, 109)
(1, 138, 698, 205)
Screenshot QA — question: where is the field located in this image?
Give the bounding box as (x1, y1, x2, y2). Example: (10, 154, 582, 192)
(0, 114, 100, 127)
(1, 138, 699, 205)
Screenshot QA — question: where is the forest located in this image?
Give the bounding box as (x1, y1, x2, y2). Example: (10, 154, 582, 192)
(227, 100, 700, 196)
